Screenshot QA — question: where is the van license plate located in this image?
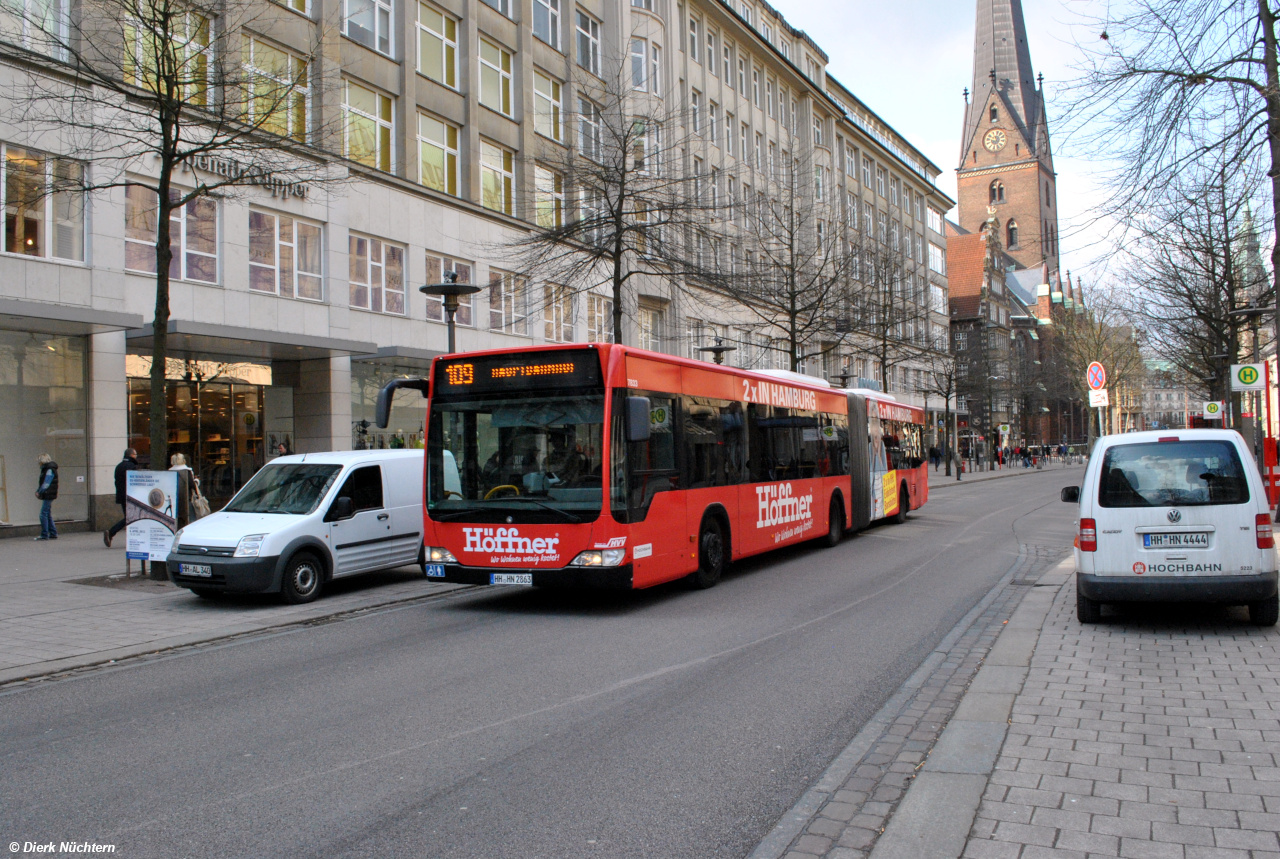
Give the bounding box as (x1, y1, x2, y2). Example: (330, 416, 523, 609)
(1144, 533, 1209, 548)
(180, 563, 212, 577)
(490, 573, 533, 586)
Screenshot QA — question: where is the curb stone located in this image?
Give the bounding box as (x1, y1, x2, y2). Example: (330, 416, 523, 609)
(868, 557, 1072, 859)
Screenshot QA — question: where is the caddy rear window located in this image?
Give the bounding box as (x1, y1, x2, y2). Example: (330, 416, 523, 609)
(1098, 440, 1249, 507)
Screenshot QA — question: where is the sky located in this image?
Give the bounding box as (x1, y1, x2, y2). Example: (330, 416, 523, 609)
(765, 0, 1110, 286)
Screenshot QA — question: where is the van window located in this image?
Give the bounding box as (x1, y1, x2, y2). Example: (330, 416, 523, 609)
(1098, 440, 1249, 507)
(224, 464, 342, 515)
(336, 465, 384, 511)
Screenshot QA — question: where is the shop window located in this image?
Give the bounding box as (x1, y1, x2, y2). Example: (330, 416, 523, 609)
(4, 144, 83, 261)
(424, 253, 473, 324)
(349, 233, 405, 314)
(488, 269, 527, 334)
(124, 184, 216, 282)
(248, 209, 323, 300)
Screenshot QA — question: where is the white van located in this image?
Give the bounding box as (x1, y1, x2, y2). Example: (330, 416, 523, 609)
(1062, 429, 1278, 625)
(167, 450, 425, 603)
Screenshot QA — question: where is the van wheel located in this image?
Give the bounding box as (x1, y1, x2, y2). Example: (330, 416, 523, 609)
(281, 552, 323, 604)
(1077, 589, 1102, 624)
(823, 496, 844, 548)
(688, 519, 726, 589)
(893, 486, 910, 524)
(1248, 593, 1278, 626)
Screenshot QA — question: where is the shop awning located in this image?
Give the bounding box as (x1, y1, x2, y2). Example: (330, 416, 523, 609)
(126, 320, 378, 363)
(0, 298, 144, 336)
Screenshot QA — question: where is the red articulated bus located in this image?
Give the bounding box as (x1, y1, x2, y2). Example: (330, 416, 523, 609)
(376, 343, 927, 590)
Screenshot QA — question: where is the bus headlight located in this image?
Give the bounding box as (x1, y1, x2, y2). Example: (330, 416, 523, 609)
(427, 546, 458, 564)
(569, 549, 626, 567)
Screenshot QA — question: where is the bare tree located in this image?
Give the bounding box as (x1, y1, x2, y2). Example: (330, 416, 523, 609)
(2, 0, 340, 466)
(850, 230, 939, 389)
(1053, 288, 1146, 444)
(1066, 0, 1279, 366)
(915, 338, 960, 475)
(509, 59, 706, 345)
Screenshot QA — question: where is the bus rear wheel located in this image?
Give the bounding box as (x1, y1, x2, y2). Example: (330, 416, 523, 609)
(688, 519, 726, 589)
(823, 496, 844, 548)
(892, 486, 910, 524)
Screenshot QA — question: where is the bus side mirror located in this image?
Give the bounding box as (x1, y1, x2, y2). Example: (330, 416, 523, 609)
(1060, 486, 1080, 503)
(626, 396, 651, 443)
(375, 378, 430, 429)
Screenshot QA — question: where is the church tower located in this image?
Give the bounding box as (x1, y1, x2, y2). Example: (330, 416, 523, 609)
(956, 0, 1059, 273)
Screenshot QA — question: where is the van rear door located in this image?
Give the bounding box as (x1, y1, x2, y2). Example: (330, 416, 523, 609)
(1091, 437, 1259, 579)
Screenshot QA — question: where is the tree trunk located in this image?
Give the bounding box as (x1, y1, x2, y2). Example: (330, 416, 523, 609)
(1260, 1, 1280, 418)
(149, 172, 175, 471)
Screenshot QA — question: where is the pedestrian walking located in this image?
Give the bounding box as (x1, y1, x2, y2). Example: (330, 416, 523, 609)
(103, 447, 138, 548)
(169, 453, 199, 528)
(34, 453, 58, 541)
(928, 445, 940, 471)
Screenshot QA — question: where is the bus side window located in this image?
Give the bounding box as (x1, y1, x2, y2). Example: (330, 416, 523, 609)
(683, 396, 723, 490)
(796, 410, 821, 479)
(721, 401, 746, 484)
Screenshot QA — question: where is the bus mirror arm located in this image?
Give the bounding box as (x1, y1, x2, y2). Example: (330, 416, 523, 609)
(626, 396, 652, 443)
(375, 378, 430, 429)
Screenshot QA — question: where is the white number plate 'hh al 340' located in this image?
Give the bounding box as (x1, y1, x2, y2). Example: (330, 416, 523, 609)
(490, 573, 533, 585)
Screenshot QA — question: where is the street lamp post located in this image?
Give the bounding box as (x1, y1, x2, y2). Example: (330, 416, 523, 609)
(420, 272, 482, 354)
(697, 337, 737, 365)
(1228, 305, 1274, 471)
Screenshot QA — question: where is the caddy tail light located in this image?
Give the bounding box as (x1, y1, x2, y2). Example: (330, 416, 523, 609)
(1078, 518, 1097, 552)
(1257, 514, 1274, 550)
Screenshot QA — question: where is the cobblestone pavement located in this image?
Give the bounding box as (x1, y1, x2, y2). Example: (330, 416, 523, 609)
(963, 578, 1280, 859)
(752, 543, 1070, 859)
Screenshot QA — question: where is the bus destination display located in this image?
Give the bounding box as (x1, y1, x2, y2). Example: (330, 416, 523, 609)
(434, 350, 601, 392)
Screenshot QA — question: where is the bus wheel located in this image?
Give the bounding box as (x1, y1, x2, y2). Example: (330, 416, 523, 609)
(893, 486, 910, 524)
(823, 496, 844, 548)
(689, 519, 726, 589)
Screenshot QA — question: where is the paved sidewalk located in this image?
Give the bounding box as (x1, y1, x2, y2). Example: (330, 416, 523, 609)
(0, 532, 462, 684)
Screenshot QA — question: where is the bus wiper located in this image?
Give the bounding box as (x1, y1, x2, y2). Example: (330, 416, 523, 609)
(496, 497, 582, 523)
(430, 507, 485, 521)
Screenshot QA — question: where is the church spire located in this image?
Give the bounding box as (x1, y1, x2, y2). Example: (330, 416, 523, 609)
(962, 0, 1042, 166)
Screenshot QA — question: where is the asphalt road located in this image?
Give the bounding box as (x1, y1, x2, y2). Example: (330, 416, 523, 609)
(1, 468, 1081, 859)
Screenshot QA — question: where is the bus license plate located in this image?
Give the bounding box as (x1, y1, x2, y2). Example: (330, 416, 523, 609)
(180, 563, 212, 577)
(1144, 533, 1209, 548)
(424, 564, 446, 577)
(490, 573, 533, 586)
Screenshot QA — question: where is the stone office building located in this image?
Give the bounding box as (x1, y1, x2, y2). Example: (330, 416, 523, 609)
(0, 0, 949, 533)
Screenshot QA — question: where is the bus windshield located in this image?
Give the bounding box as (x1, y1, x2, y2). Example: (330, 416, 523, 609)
(428, 393, 605, 523)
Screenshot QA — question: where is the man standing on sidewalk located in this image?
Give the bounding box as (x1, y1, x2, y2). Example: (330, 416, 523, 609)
(35, 453, 58, 540)
(103, 448, 137, 548)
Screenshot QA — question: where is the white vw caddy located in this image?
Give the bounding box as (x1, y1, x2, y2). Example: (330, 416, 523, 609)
(1061, 429, 1278, 625)
(167, 450, 425, 603)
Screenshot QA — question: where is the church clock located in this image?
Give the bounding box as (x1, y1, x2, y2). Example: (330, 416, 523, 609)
(983, 129, 1007, 152)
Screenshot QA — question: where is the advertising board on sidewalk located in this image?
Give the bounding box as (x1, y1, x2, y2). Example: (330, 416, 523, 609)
(125, 470, 179, 562)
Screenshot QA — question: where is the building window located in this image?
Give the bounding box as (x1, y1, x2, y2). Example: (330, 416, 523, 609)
(724, 111, 735, 155)
(479, 37, 512, 116)
(861, 157, 871, 187)
(578, 96, 602, 159)
(543, 284, 574, 342)
(915, 192, 923, 221)
(631, 119, 660, 173)
(890, 177, 900, 207)
(752, 67, 760, 105)
(638, 303, 663, 352)
(723, 41, 732, 80)
(928, 207, 943, 233)
(576, 11, 599, 75)
(631, 0, 652, 8)
(534, 166, 563, 228)
(533, 70, 562, 141)
(690, 89, 701, 134)
(844, 145, 856, 177)
(245, 38, 310, 143)
(480, 0, 510, 13)
(124, 10, 211, 104)
(489, 269, 528, 334)
(343, 80, 393, 172)
(586, 294, 612, 342)
(812, 115, 823, 147)
(813, 166, 826, 201)
(737, 56, 746, 95)
(124, 184, 214, 281)
(739, 122, 748, 162)
(876, 166, 886, 197)
(1007, 219, 1018, 248)
(344, 0, 392, 55)
(928, 242, 945, 274)
(706, 32, 717, 76)
(766, 79, 775, 118)
(1, 0, 69, 56)
(4, 145, 83, 262)
(532, 0, 559, 48)
(349, 233, 405, 314)
(687, 16, 699, 63)
(417, 113, 458, 195)
(424, 254, 473, 323)
(650, 44, 662, 93)
(989, 180, 1004, 204)
(630, 38, 647, 90)
(989, 104, 998, 122)
(709, 102, 720, 143)
(479, 140, 514, 215)
(417, 3, 457, 88)
(248, 210, 323, 300)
